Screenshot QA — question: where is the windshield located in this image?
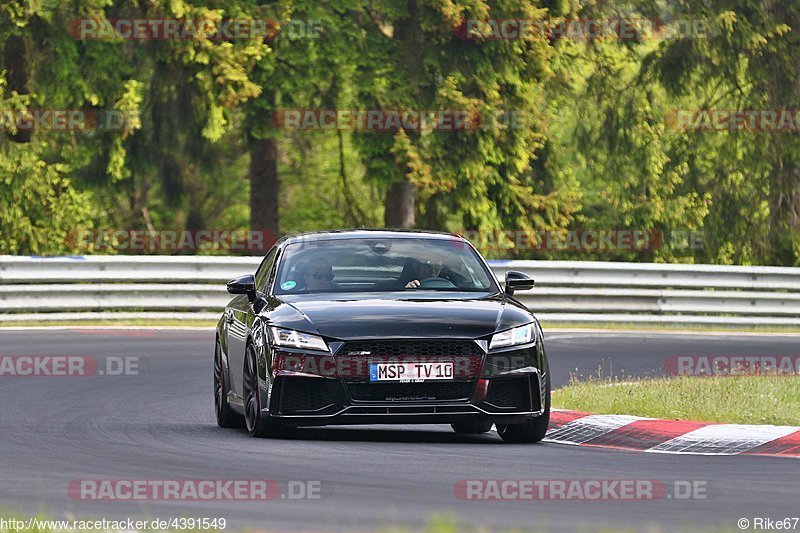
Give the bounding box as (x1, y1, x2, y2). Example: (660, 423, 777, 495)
(273, 237, 497, 294)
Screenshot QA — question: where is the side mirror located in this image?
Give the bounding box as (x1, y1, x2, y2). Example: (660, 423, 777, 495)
(227, 274, 256, 301)
(504, 270, 534, 296)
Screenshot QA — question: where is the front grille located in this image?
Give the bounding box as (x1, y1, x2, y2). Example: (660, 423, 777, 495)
(484, 377, 532, 410)
(337, 340, 484, 381)
(347, 381, 474, 402)
(340, 340, 483, 358)
(279, 379, 335, 413)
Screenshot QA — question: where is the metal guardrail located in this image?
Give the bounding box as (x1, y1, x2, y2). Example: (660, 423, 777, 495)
(1, 256, 799, 326)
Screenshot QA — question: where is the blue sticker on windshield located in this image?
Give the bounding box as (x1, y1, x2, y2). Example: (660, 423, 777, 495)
(281, 280, 297, 291)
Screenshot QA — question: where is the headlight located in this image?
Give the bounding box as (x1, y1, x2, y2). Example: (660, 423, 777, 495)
(270, 327, 329, 352)
(489, 323, 534, 350)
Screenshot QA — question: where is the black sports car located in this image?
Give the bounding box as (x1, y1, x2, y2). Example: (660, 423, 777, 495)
(214, 230, 550, 442)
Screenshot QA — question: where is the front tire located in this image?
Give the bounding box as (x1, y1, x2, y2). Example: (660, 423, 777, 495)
(214, 340, 244, 428)
(496, 374, 551, 444)
(243, 343, 292, 438)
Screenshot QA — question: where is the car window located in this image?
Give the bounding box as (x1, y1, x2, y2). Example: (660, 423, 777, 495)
(254, 247, 277, 292)
(273, 237, 497, 294)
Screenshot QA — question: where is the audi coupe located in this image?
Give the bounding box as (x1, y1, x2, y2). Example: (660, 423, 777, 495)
(214, 230, 550, 442)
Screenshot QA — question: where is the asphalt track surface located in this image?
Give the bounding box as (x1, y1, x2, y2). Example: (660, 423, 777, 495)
(1, 328, 798, 532)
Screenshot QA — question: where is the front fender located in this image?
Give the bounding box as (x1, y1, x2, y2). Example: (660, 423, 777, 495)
(216, 315, 228, 355)
(248, 317, 273, 411)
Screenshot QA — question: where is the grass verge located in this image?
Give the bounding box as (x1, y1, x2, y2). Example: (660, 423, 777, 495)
(553, 375, 800, 425)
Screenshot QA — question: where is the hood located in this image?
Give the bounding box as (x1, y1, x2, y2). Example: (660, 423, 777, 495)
(272, 292, 533, 340)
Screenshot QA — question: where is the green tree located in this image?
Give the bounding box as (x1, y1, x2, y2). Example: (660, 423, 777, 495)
(348, 0, 579, 235)
(647, 0, 800, 264)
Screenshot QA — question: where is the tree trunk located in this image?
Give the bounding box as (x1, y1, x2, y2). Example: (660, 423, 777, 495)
(384, 178, 416, 227)
(249, 136, 280, 248)
(378, 0, 421, 229)
(4, 35, 31, 143)
(417, 192, 444, 230)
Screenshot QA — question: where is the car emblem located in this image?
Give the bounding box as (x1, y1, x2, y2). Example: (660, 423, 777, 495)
(348, 351, 371, 355)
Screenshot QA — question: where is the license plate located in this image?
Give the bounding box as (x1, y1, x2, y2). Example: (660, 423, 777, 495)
(369, 362, 454, 382)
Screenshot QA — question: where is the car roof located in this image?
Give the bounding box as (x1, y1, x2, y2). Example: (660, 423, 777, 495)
(280, 229, 465, 246)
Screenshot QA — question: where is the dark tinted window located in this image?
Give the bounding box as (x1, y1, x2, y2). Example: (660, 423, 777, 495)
(254, 247, 277, 292)
(274, 237, 496, 294)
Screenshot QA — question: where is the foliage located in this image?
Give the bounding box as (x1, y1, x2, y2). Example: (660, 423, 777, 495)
(1, 0, 798, 265)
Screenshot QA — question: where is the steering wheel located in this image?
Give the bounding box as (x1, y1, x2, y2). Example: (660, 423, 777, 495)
(418, 277, 456, 289)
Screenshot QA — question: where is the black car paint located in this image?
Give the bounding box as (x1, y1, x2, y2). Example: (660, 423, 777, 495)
(216, 230, 548, 429)
(263, 292, 534, 339)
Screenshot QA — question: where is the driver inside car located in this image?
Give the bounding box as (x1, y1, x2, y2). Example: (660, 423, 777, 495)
(404, 255, 444, 288)
(303, 258, 337, 291)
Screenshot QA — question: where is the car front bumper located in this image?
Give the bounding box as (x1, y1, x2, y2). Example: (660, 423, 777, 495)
(261, 368, 547, 427)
